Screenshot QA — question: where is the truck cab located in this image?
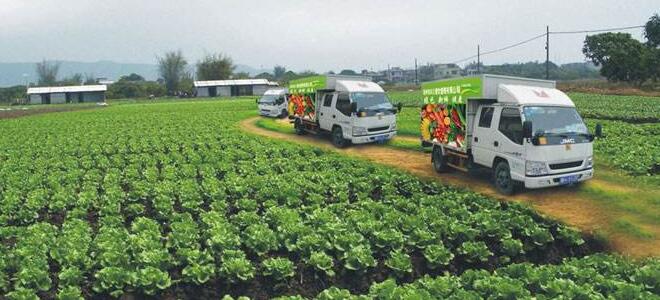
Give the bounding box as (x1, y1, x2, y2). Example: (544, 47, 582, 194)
(471, 85, 594, 193)
(258, 88, 288, 118)
(317, 81, 397, 146)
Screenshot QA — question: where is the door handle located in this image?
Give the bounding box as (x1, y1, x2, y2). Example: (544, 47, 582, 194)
(474, 137, 479, 142)
(494, 141, 499, 147)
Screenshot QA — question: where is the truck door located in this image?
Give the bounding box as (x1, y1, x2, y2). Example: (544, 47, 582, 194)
(472, 106, 496, 167)
(318, 93, 336, 131)
(495, 107, 525, 180)
(334, 92, 353, 136)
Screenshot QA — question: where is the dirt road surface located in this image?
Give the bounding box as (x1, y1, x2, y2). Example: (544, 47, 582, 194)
(241, 117, 659, 258)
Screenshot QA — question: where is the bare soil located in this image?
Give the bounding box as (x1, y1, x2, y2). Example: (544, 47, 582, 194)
(241, 117, 660, 258)
(0, 105, 100, 120)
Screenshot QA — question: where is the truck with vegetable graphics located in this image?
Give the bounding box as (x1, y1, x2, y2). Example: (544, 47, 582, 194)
(420, 74, 597, 194)
(288, 75, 399, 147)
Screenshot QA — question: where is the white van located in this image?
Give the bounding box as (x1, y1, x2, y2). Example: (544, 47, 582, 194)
(258, 88, 288, 118)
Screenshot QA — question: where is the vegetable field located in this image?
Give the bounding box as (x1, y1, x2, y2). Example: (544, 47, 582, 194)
(0, 100, 658, 299)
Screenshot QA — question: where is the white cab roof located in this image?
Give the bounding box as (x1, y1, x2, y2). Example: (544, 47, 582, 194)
(263, 88, 287, 95)
(498, 84, 574, 107)
(335, 80, 384, 93)
(27, 85, 107, 94)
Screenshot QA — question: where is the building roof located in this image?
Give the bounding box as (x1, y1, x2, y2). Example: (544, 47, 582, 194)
(27, 85, 107, 95)
(194, 79, 278, 87)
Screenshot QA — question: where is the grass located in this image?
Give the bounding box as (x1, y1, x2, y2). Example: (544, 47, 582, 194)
(612, 219, 655, 240)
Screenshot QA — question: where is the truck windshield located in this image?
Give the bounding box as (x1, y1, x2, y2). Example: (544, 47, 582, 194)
(523, 106, 588, 135)
(350, 92, 393, 111)
(258, 95, 277, 104)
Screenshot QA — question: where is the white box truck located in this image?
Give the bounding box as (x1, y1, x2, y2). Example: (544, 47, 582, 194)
(258, 88, 289, 118)
(420, 74, 596, 194)
(288, 75, 398, 147)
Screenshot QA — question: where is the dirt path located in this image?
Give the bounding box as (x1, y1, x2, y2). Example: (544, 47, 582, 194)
(241, 117, 659, 258)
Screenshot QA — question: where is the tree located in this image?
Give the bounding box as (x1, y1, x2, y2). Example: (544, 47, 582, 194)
(645, 13, 660, 48)
(196, 53, 234, 81)
(254, 72, 274, 81)
(273, 65, 286, 79)
(232, 72, 250, 79)
(157, 50, 188, 94)
(84, 73, 97, 85)
(339, 69, 357, 75)
(119, 73, 145, 82)
(36, 60, 60, 86)
(583, 32, 650, 85)
(59, 73, 83, 86)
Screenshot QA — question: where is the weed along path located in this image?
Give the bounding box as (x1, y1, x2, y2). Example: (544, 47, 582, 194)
(240, 116, 660, 258)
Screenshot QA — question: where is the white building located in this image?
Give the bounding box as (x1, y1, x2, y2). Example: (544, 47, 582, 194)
(194, 79, 278, 97)
(27, 85, 107, 104)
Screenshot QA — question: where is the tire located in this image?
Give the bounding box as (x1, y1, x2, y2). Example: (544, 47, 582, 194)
(331, 126, 348, 148)
(432, 146, 450, 173)
(493, 160, 518, 195)
(294, 119, 305, 135)
(280, 109, 288, 118)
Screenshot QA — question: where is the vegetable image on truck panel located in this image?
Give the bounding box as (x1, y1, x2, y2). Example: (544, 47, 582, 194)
(421, 76, 482, 151)
(288, 94, 315, 119)
(287, 76, 328, 121)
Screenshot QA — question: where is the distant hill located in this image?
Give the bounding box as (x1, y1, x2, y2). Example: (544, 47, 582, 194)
(481, 61, 601, 81)
(0, 61, 269, 87)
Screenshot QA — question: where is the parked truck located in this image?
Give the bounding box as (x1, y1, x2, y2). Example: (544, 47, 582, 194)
(288, 75, 398, 147)
(420, 74, 597, 194)
(258, 88, 289, 118)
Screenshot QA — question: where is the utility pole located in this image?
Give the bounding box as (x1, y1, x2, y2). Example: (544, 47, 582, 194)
(477, 45, 480, 74)
(414, 58, 418, 84)
(545, 25, 550, 79)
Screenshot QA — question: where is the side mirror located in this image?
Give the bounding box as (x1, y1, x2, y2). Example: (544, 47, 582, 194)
(595, 123, 602, 138)
(350, 102, 358, 113)
(522, 120, 533, 139)
(396, 102, 403, 113)
(255, 98, 259, 104)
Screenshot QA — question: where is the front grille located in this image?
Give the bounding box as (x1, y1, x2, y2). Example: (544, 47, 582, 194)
(549, 161, 583, 170)
(368, 126, 389, 132)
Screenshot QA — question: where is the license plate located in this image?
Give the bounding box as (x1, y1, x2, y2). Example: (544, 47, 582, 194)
(559, 175, 579, 185)
(374, 135, 388, 141)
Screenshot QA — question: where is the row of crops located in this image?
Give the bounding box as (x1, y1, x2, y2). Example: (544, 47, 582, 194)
(388, 91, 660, 179)
(0, 100, 657, 299)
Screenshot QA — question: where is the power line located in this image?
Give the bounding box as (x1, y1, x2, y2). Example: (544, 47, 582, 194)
(550, 25, 644, 34)
(449, 24, 645, 65)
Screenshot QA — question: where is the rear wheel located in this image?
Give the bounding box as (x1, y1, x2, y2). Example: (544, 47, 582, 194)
(331, 126, 348, 148)
(494, 161, 518, 195)
(432, 146, 450, 173)
(280, 109, 288, 118)
(294, 119, 305, 135)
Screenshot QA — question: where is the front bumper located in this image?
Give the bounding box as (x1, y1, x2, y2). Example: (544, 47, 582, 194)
(259, 110, 280, 117)
(524, 168, 594, 189)
(350, 130, 397, 144)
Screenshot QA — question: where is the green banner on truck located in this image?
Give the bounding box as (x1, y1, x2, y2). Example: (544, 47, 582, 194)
(288, 76, 327, 94)
(422, 76, 482, 104)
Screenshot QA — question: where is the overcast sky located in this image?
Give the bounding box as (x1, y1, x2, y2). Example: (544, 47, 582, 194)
(0, 0, 656, 72)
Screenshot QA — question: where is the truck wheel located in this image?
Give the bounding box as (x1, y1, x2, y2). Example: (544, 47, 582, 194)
(280, 109, 288, 118)
(432, 146, 449, 173)
(294, 119, 305, 135)
(494, 161, 517, 195)
(331, 126, 348, 148)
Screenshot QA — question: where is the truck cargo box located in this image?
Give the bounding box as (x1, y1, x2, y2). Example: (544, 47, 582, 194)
(420, 74, 555, 152)
(288, 75, 372, 122)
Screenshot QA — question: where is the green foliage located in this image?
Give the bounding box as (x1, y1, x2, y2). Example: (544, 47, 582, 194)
(0, 99, 655, 298)
(583, 32, 657, 85)
(262, 257, 296, 281)
(196, 53, 235, 81)
(157, 50, 188, 94)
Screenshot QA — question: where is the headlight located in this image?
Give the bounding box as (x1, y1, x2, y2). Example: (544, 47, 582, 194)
(586, 156, 593, 168)
(526, 161, 548, 176)
(352, 126, 367, 136)
(391, 123, 397, 130)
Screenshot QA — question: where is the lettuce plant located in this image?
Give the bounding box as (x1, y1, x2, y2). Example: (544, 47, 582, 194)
(262, 257, 296, 281)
